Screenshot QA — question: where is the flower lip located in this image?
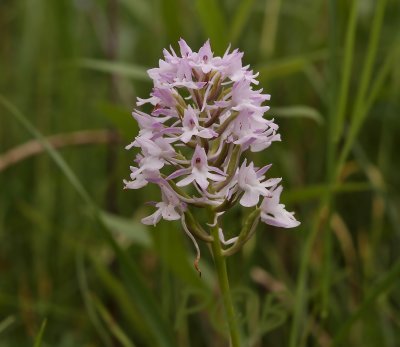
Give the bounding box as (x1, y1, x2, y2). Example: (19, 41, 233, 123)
(168, 145, 226, 190)
(260, 185, 300, 228)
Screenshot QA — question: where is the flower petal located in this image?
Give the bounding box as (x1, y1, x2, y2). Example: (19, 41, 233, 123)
(141, 209, 162, 226)
(176, 174, 195, 187)
(240, 189, 259, 207)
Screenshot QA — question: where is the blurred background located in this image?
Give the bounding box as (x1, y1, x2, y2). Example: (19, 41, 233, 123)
(1, 0, 400, 346)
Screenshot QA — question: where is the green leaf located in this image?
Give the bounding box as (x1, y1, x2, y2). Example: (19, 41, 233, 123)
(118, 0, 153, 27)
(284, 182, 372, 204)
(33, 319, 47, 347)
(259, 0, 282, 58)
(100, 211, 152, 247)
(332, 259, 400, 345)
(90, 255, 151, 342)
(78, 59, 148, 81)
(272, 106, 324, 124)
(0, 316, 15, 335)
(92, 295, 137, 347)
(76, 252, 113, 346)
(160, 0, 182, 42)
(332, 0, 359, 143)
(0, 95, 93, 208)
(335, 32, 396, 178)
(0, 95, 177, 347)
(230, 0, 256, 43)
(256, 50, 327, 80)
(153, 223, 214, 290)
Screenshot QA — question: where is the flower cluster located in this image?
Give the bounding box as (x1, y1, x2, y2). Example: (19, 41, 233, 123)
(124, 39, 299, 259)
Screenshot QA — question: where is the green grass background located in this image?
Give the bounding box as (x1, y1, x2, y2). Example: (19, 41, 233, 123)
(1, 0, 400, 346)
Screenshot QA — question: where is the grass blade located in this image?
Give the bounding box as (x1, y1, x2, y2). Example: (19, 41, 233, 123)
(0, 95, 93, 207)
(333, 259, 400, 345)
(0, 316, 15, 335)
(195, 0, 228, 54)
(272, 106, 324, 124)
(259, 0, 282, 58)
(288, 197, 330, 347)
(90, 255, 152, 343)
(256, 50, 327, 80)
(332, 0, 359, 142)
(284, 182, 371, 204)
(230, 0, 256, 44)
(76, 251, 113, 346)
(78, 59, 149, 81)
(336, 18, 395, 178)
(33, 319, 47, 347)
(320, 0, 340, 321)
(118, 0, 152, 27)
(0, 95, 177, 347)
(92, 295, 137, 347)
(350, 0, 388, 126)
(101, 211, 152, 247)
(160, 0, 182, 42)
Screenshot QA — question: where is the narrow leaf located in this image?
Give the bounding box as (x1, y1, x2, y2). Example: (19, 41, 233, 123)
(78, 59, 148, 81)
(272, 106, 324, 124)
(0, 316, 15, 335)
(195, 0, 228, 54)
(332, 0, 359, 143)
(100, 211, 152, 247)
(333, 259, 400, 345)
(160, 0, 182, 42)
(230, 0, 256, 43)
(284, 182, 371, 204)
(91, 255, 151, 343)
(33, 319, 47, 347)
(119, 0, 152, 27)
(76, 252, 113, 346)
(92, 295, 137, 347)
(256, 50, 327, 80)
(0, 95, 177, 347)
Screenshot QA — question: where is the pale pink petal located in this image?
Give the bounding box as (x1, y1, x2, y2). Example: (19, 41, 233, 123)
(166, 168, 190, 180)
(179, 38, 193, 57)
(176, 174, 195, 187)
(198, 128, 217, 139)
(240, 189, 259, 207)
(161, 205, 181, 220)
(192, 169, 209, 189)
(256, 164, 272, 177)
(260, 186, 300, 228)
(207, 172, 226, 182)
(123, 178, 147, 190)
(141, 209, 162, 226)
(180, 130, 196, 143)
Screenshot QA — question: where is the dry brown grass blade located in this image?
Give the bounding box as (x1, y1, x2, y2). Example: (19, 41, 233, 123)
(0, 130, 120, 172)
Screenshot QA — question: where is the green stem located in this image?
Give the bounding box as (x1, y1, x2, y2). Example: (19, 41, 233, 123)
(209, 211, 241, 347)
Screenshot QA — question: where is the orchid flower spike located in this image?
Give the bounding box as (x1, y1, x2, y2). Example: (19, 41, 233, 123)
(124, 39, 300, 267)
